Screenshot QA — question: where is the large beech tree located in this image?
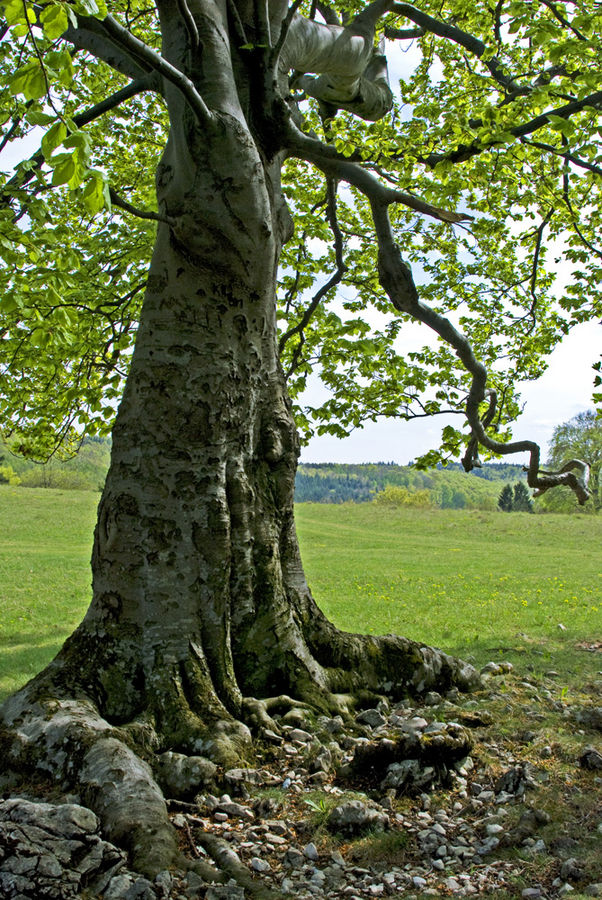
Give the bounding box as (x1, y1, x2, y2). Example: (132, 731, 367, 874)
(0, 0, 600, 879)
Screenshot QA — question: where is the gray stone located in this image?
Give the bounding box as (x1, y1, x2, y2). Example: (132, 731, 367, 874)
(584, 885, 602, 897)
(356, 709, 387, 728)
(424, 692, 443, 707)
(382, 759, 435, 792)
(560, 858, 584, 882)
(521, 890, 542, 899)
(327, 800, 389, 836)
(205, 882, 245, 899)
(284, 848, 305, 868)
(216, 801, 254, 820)
(579, 746, 602, 770)
(250, 857, 271, 872)
(304, 842, 319, 861)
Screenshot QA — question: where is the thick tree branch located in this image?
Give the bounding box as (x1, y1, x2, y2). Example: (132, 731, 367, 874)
(98, 15, 212, 122)
(371, 199, 592, 504)
(386, 2, 520, 92)
(287, 124, 472, 223)
(424, 89, 602, 167)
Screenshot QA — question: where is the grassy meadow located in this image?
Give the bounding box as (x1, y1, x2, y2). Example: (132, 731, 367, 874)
(1, 485, 601, 702)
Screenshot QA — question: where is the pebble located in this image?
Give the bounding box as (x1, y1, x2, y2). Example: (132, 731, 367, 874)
(2, 690, 591, 900)
(304, 842, 319, 860)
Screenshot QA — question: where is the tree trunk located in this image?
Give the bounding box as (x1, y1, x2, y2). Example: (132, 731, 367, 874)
(0, 110, 479, 877)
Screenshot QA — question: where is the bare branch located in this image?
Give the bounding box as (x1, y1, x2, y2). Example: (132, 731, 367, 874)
(175, 0, 200, 50)
(99, 15, 213, 123)
(108, 188, 175, 225)
(280, 178, 347, 376)
(369, 198, 592, 505)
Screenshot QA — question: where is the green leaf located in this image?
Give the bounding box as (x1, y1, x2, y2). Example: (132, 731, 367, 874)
(41, 122, 68, 160)
(40, 4, 70, 40)
(10, 61, 47, 101)
(49, 152, 77, 186)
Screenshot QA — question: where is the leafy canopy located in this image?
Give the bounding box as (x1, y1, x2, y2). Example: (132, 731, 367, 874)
(0, 0, 600, 490)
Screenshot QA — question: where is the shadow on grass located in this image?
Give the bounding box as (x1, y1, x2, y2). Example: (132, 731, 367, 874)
(0, 637, 65, 704)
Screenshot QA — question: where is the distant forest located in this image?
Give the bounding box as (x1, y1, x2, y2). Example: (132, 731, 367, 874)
(296, 461, 525, 509)
(1, 437, 527, 511)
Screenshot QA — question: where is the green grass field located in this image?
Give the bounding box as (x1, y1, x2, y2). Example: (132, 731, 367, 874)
(1, 486, 600, 701)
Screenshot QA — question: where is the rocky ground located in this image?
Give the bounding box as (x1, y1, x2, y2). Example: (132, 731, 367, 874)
(1, 659, 601, 900)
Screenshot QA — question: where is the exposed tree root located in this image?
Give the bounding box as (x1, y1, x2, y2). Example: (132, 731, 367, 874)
(0, 589, 481, 889)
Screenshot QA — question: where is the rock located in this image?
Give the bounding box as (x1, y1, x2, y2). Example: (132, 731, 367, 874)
(216, 801, 254, 820)
(400, 716, 428, 732)
(494, 763, 537, 795)
(584, 885, 602, 897)
(288, 728, 313, 743)
(205, 882, 245, 899)
(326, 801, 389, 836)
(284, 848, 305, 869)
(481, 662, 502, 675)
(0, 797, 127, 900)
(579, 746, 602, 770)
(521, 889, 542, 899)
(304, 842, 319, 861)
(559, 884, 575, 896)
(356, 709, 387, 728)
(155, 752, 216, 799)
(224, 768, 265, 786)
(560, 858, 585, 882)
(381, 759, 436, 792)
(250, 857, 271, 872)
(424, 692, 443, 707)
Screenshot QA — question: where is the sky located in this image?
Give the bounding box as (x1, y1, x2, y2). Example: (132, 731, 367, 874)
(299, 318, 601, 466)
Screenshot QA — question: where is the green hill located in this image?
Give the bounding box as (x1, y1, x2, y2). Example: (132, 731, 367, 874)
(295, 461, 526, 509)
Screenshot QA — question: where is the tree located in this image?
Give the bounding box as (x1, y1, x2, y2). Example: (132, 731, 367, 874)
(498, 484, 513, 513)
(537, 410, 602, 511)
(512, 481, 534, 513)
(0, 0, 601, 880)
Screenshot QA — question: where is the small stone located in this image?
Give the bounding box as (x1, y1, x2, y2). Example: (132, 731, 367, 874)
(250, 857, 271, 873)
(413, 875, 427, 888)
(521, 889, 542, 899)
(356, 709, 387, 728)
(304, 842, 319, 861)
(401, 717, 428, 732)
(432, 859, 445, 871)
(580, 746, 602, 770)
(560, 858, 584, 882)
(284, 848, 304, 868)
(481, 662, 502, 675)
(559, 884, 575, 896)
(288, 728, 313, 743)
(486, 823, 504, 835)
(584, 885, 602, 897)
(216, 801, 254, 820)
(213, 812, 229, 822)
